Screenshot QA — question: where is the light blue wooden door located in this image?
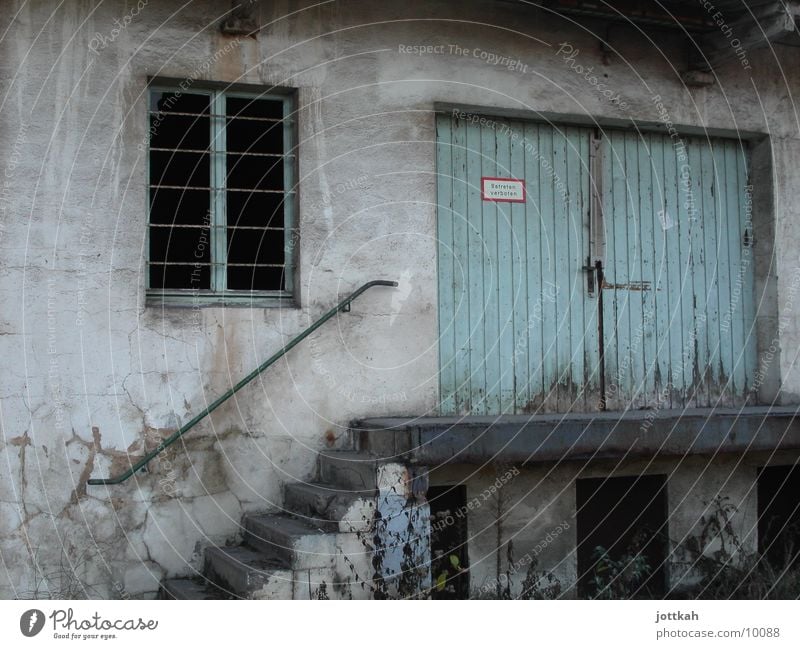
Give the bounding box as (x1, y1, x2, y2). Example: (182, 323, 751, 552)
(600, 131, 756, 409)
(436, 113, 758, 414)
(436, 114, 601, 414)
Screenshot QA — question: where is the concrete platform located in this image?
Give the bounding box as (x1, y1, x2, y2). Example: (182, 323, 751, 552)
(354, 406, 800, 464)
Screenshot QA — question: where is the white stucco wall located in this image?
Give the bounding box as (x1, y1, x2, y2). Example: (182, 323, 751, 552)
(433, 453, 764, 598)
(1, 0, 798, 598)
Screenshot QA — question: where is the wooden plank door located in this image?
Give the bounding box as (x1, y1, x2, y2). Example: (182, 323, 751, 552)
(600, 131, 756, 409)
(436, 114, 600, 414)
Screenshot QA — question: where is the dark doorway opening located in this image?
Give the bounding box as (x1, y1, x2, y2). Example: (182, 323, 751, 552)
(758, 465, 800, 569)
(427, 485, 469, 599)
(576, 474, 668, 598)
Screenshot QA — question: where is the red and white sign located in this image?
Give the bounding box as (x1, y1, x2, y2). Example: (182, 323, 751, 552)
(481, 177, 525, 203)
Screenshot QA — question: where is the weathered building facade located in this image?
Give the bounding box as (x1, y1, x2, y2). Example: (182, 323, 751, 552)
(1, 0, 800, 599)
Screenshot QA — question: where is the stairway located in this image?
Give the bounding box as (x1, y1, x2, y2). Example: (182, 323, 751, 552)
(158, 450, 429, 600)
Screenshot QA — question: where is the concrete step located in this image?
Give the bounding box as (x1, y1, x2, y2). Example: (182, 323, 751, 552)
(204, 545, 294, 599)
(318, 451, 379, 491)
(284, 481, 375, 532)
(243, 513, 336, 569)
(159, 578, 231, 600)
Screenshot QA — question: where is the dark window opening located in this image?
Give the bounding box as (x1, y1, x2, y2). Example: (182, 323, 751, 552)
(758, 465, 800, 569)
(225, 96, 285, 291)
(576, 474, 668, 599)
(148, 87, 293, 296)
(428, 485, 470, 599)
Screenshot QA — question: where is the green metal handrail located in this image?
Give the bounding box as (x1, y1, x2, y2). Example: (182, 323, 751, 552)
(88, 280, 398, 486)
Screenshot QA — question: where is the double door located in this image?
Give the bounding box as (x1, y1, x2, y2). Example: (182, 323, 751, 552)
(436, 113, 756, 414)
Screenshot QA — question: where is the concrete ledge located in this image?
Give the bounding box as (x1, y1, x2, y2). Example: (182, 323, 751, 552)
(355, 406, 800, 465)
(159, 578, 230, 600)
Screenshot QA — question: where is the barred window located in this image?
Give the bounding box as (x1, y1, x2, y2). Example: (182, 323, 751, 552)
(146, 82, 295, 304)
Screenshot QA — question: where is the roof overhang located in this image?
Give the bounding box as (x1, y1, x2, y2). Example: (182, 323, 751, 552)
(498, 1, 799, 71)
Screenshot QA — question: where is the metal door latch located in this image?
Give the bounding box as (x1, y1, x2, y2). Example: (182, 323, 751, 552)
(583, 257, 596, 296)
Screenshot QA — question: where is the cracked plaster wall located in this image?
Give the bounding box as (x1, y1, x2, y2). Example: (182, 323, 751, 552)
(0, 0, 798, 597)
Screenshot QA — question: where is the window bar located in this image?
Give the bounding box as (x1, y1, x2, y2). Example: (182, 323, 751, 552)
(148, 223, 285, 231)
(150, 147, 292, 158)
(148, 110, 284, 123)
(211, 90, 227, 292)
(149, 262, 286, 267)
(148, 185, 288, 193)
(283, 94, 295, 295)
(145, 92, 153, 290)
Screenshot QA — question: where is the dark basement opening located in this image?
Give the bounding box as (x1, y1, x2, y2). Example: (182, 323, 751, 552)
(758, 464, 800, 569)
(428, 485, 470, 599)
(576, 474, 668, 598)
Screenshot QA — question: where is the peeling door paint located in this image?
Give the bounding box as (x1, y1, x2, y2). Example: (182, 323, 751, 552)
(437, 114, 757, 415)
(436, 114, 600, 414)
(600, 131, 757, 409)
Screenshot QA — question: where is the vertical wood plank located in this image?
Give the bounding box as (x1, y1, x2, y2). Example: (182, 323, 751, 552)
(566, 127, 586, 411)
(637, 132, 657, 407)
(738, 147, 758, 399)
(451, 117, 471, 414)
(466, 119, 486, 414)
(553, 126, 573, 411)
(526, 122, 546, 412)
(540, 125, 559, 411)
(624, 131, 644, 409)
(436, 115, 456, 414)
(713, 141, 735, 405)
(676, 138, 696, 405)
(511, 123, 530, 413)
(721, 142, 744, 398)
(700, 141, 722, 404)
(480, 122, 500, 414)
(496, 121, 516, 413)
(582, 130, 601, 409)
(601, 130, 622, 410)
(688, 140, 709, 407)
(650, 134, 672, 408)
(662, 135, 684, 406)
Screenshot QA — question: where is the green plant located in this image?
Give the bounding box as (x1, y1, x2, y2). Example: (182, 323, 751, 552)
(433, 552, 466, 595)
(588, 532, 653, 599)
(492, 464, 516, 599)
(518, 554, 562, 600)
(672, 496, 800, 599)
(312, 580, 330, 600)
(17, 541, 110, 600)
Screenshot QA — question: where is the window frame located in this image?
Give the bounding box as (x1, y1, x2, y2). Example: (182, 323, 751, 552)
(145, 79, 297, 307)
